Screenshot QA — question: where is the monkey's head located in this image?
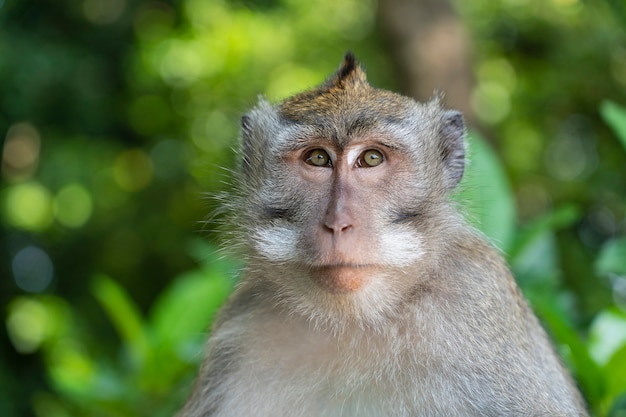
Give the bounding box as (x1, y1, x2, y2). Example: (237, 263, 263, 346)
(233, 53, 465, 327)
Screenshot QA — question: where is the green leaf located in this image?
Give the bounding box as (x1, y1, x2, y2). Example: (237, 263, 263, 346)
(589, 308, 626, 366)
(148, 252, 237, 359)
(589, 309, 626, 414)
(509, 205, 582, 292)
(604, 343, 626, 411)
(91, 275, 149, 365)
(186, 239, 225, 268)
(511, 230, 560, 290)
(600, 100, 626, 151)
(137, 263, 235, 392)
(534, 300, 605, 407)
(596, 236, 626, 276)
(455, 131, 517, 253)
(149, 269, 233, 348)
(509, 204, 581, 260)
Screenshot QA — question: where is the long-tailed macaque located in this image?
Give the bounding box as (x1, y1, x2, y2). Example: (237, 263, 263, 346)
(178, 53, 588, 417)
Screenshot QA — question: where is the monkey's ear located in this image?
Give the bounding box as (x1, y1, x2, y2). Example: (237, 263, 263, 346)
(324, 52, 368, 89)
(439, 110, 465, 189)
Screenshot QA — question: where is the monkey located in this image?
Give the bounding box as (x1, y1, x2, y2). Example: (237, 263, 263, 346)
(177, 53, 588, 417)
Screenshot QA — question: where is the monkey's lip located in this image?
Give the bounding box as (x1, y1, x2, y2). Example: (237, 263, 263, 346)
(309, 264, 377, 294)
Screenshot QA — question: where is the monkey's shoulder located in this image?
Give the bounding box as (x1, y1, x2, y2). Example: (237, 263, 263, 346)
(434, 226, 515, 288)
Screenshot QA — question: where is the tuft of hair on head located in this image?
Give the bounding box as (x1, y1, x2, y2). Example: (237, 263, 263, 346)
(276, 52, 372, 123)
(323, 51, 368, 89)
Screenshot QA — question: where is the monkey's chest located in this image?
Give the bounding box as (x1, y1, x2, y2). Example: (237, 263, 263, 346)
(231, 325, 458, 417)
(235, 348, 404, 417)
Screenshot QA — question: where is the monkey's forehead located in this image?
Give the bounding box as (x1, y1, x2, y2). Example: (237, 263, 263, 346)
(275, 87, 433, 141)
(261, 110, 440, 155)
(278, 86, 416, 122)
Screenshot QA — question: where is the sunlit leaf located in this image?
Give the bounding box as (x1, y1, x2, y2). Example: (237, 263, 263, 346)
(596, 236, 626, 276)
(589, 308, 626, 365)
(91, 275, 149, 365)
(455, 131, 517, 253)
(47, 339, 97, 401)
(600, 100, 626, 152)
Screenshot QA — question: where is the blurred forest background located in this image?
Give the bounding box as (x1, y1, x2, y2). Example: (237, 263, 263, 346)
(1, 0, 626, 416)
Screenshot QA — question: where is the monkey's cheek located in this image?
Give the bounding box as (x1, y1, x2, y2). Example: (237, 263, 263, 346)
(309, 266, 374, 294)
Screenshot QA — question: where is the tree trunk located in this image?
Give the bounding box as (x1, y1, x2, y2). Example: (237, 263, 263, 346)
(377, 0, 475, 123)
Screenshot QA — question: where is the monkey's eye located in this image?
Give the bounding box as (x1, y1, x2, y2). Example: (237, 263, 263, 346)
(305, 149, 331, 167)
(357, 149, 384, 167)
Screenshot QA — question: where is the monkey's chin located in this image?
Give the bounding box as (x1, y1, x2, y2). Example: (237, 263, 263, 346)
(309, 265, 375, 294)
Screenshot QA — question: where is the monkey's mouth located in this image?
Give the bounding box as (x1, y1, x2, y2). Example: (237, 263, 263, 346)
(309, 264, 376, 294)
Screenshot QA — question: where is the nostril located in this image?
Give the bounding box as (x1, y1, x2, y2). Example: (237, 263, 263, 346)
(323, 218, 353, 234)
(339, 223, 353, 233)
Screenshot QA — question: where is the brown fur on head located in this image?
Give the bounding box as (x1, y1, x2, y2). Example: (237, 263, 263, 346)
(327, 52, 367, 88)
(278, 53, 415, 134)
(282, 52, 369, 106)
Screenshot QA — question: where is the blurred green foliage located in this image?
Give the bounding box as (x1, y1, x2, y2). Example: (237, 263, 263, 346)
(1, 0, 625, 416)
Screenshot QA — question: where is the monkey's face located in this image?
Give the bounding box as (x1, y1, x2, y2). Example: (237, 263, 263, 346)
(239, 102, 463, 296)
(276, 132, 427, 294)
(233, 56, 464, 324)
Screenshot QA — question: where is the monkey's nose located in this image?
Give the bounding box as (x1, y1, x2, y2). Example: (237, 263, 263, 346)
(323, 210, 354, 234)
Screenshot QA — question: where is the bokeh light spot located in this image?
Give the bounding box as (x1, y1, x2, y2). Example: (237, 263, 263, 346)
(471, 81, 511, 125)
(477, 58, 517, 92)
(113, 149, 153, 192)
(3, 182, 54, 232)
(12, 246, 54, 293)
(2, 123, 41, 182)
(6, 297, 48, 353)
(545, 135, 598, 181)
(53, 183, 94, 228)
(158, 39, 208, 87)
